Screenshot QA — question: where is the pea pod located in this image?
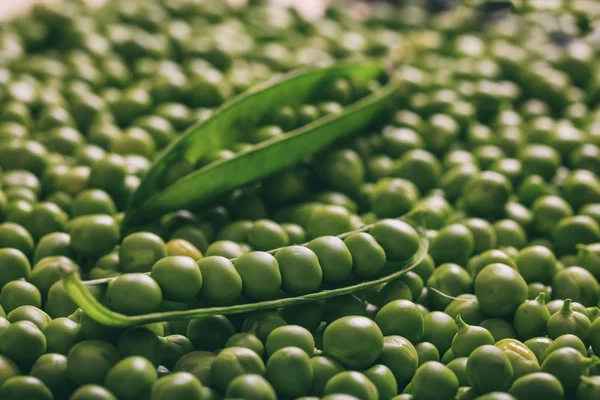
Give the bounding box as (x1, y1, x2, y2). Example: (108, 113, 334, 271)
(61, 213, 427, 327)
(122, 63, 398, 230)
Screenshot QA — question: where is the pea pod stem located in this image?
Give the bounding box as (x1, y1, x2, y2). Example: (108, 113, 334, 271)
(63, 213, 428, 327)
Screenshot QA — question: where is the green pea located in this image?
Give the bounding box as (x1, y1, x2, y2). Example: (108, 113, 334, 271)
(517, 175, 553, 207)
(461, 218, 497, 255)
(416, 342, 440, 366)
(279, 302, 323, 332)
(553, 266, 600, 307)
(310, 356, 345, 397)
(323, 294, 366, 323)
(0, 376, 53, 400)
(452, 315, 495, 357)
(364, 364, 398, 400)
(316, 149, 365, 195)
(281, 223, 306, 244)
(430, 224, 474, 266)
(411, 361, 459, 400)
(520, 144, 561, 181)
(467, 249, 517, 278)
(447, 357, 469, 387)
(0, 320, 46, 365)
(474, 145, 505, 170)
(88, 154, 128, 196)
(393, 149, 443, 192)
(577, 376, 600, 400)
(367, 155, 394, 180)
(67, 340, 121, 385)
(173, 351, 216, 387)
(106, 273, 162, 315)
(205, 240, 243, 259)
(33, 232, 74, 264)
(305, 236, 353, 284)
(417, 195, 453, 230)
(444, 294, 485, 326)
(323, 316, 383, 369)
(72, 189, 116, 217)
(151, 256, 202, 302)
(427, 263, 473, 310)
(441, 163, 479, 202)
(265, 325, 314, 357)
(495, 338, 540, 379)
(197, 256, 243, 306)
(0, 355, 19, 387)
(7, 305, 51, 330)
(479, 319, 517, 342)
(541, 347, 599, 390)
(547, 299, 591, 345)
(412, 254, 436, 282)
(527, 282, 552, 300)
(234, 251, 282, 301)
(30, 256, 78, 300)
(524, 337, 553, 364)
(514, 245, 557, 284)
(508, 372, 564, 400)
(375, 300, 423, 343)
(546, 299, 589, 318)
(186, 315, 235, 352)
(562, 169, 600, 211)
(306, 205, 354, 239)
(241, 312, 287, 342)
(323, 371, 378, 400)
(531, 195, 573, 235)
(5, 186, 37, 204)
(266, 346, 313, 398)
(422, 311, 458, 355)
(492, 219, 526, 249)
(274, 245, 322, 295)
(44, 317, 81, 355)
(377, 335, 419, 388)
(45, 280, 78, 319)
(424, 114, 459, 155)
(30, 353, 72, 399)
(247, 219, 289, 251)
(226, 373, 277, 400)
(344, 232, 386, 279)
(370, 178, 419, 218)
(151, 372, 204, 400)
(467, 345, 513, 393)
(69, 214, 120, 258)
(577, 242, 600, 280)
(104, 356, 157, 400)
(225, 333, 265, 359)
(462, 171, 512, 218)
(119, 232, 167, 273)
(159, 334, 193, 370)
(210, 346, 266, 391)
(475, 263, 527, 318)
(553, 216, 600, 255)
(513, 293, 551, 341)
(0, 223, 34, 258)
(0, 280, 41, 313)
(369, 219, 420, 263)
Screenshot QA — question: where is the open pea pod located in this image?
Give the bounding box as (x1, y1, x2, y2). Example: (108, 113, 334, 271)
(122, 63, 397, 230)
(62, 214, 428, 328)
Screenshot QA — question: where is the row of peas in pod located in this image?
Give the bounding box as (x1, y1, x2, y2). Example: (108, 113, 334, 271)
(3, 0, 600, 399)
(100, 218, 420, 316)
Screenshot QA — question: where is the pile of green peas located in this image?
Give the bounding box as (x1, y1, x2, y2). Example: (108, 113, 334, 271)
(1, 0, 600, 399)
